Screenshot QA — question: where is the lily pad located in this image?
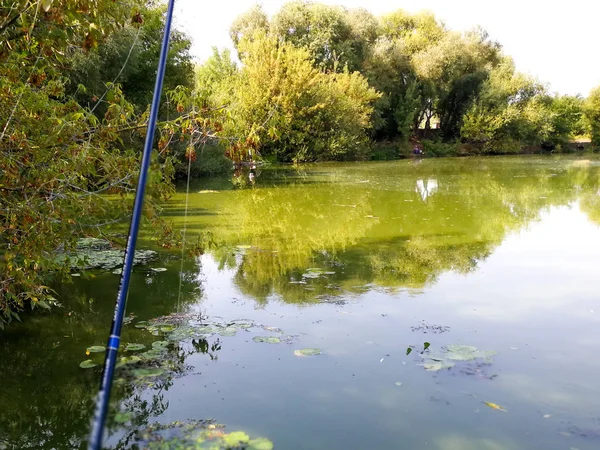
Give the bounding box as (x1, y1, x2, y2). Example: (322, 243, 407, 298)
(253, 336, 281, 344)
(223, 431, 250, 446)
(152, 340, 169, 350)
(134, 321, 149, 329)
(86, 345, 105, 353)
(116, 355, 142, 368)
(124, 343, 146, 352)
(80, 359, 98, 369)
(445, 345, 497, 362)
(133, 368, 165, 378)
(219, 327, 238, 337)
(262, 326, 283, 334)
(248, 437, 274, 450)
(294, 348, 322, 357)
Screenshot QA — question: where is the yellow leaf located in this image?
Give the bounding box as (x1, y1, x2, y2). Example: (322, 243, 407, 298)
(483, 402, 507, 412)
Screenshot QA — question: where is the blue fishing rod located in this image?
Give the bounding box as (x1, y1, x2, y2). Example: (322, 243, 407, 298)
(88, 1, 176, 448)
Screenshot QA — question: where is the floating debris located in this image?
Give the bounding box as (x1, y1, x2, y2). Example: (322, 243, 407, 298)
(411, 322, 451, 334)
(483, 401, 507, 412)
(129, 420, 274, 450)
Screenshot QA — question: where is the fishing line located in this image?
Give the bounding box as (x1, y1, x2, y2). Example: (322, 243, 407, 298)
(88, 1, 176, 448)
(176, 141, 200, 313)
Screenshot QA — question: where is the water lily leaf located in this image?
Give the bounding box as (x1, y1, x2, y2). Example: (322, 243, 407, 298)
(219, 327, 237, 337)
(133, 368, 164, 377)
(159, 324, 175, 332)
(116, 355, 142, 368)
(248, 437, 274, 450)
(223, 431, 250, 446)
(124, 343, 146, 352)
(422, 361, 455, 371)
(134, 321, 148, 328)
(445, 345, 479, 361)
(294, 348, 322, 357)
(80, 359, 98, 369)
(253, 336, 281, 344)
(114, 412, 133, 423)
(86, 345, 105, 353)
(262, 326, 283, 334)
(152, 340, 169, 350)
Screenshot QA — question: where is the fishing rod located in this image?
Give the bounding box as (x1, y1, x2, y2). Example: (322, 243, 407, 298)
(88, 1, 176, 448)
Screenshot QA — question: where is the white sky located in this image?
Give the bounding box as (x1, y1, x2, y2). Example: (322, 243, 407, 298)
(174, 0, 600, 97)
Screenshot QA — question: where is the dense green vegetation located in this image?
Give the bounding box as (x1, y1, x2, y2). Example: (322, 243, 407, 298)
(0, 0, 598, 326)
(200, 1, 598, 161)
(0, 1, 212, 326)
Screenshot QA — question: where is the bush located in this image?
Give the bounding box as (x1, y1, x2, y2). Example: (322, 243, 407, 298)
(422, 140, 459, 157)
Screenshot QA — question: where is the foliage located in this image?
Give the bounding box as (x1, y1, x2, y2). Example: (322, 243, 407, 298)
(217, 32, 380, 162)
(0, 1, 213, 326)
(67, 2, 195, 113)
(584, 86, 600, 149)
(422, 140, 459, 157)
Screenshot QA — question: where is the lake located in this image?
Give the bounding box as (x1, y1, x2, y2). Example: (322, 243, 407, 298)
(1, 156, 600, 449)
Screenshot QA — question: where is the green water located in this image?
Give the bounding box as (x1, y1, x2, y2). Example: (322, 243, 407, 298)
(2, 156, 600, 449)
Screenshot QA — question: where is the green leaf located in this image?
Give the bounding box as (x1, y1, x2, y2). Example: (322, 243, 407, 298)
(124, 343, 146, 351)
(253, 336, 281, 344)
(423, 342, 431, 350)
(151, 340, 169, 350)
(37, 300, 51, 310)
(223, 431, 250, 446)
(114, 412, 133, 423)
(116, 356, 142, 368)
(406, 347, 413, 355)
(86, 345, 105, 353)
(80, 359, 98, 369)
(132, 368, 164, 377)
(248, 437, 274, 450)
(294, 348, 322, 357)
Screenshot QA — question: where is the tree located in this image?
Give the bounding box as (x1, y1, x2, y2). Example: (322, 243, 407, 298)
(223, 32, 380, 162)
(67, 3, 195, 114)
(229, 4, 269, 51)
(584, 86, 600, 149)
(0, 1, 210, 326)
